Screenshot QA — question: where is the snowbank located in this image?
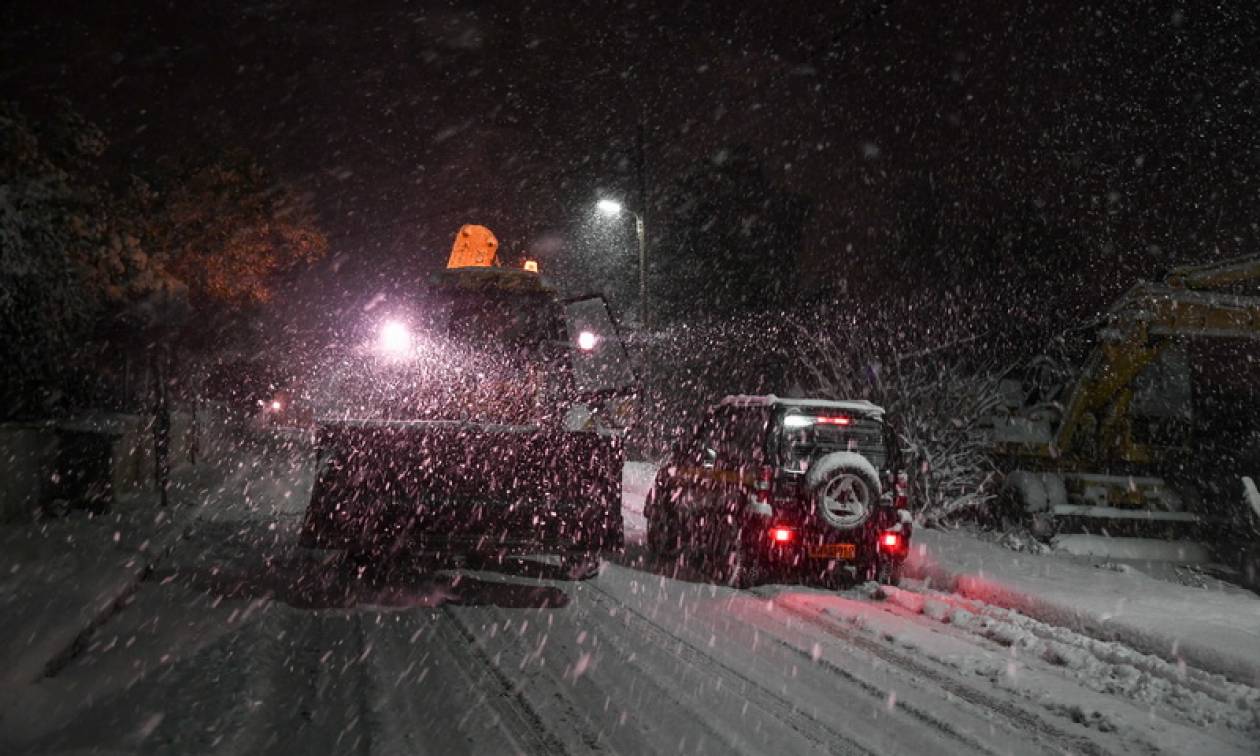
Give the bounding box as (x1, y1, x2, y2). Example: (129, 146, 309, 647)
(1051, 534, 1214, 562)
(0, 462, 220, 691)
(905, 528, 1260, 686)
(621, 460, 656, 541)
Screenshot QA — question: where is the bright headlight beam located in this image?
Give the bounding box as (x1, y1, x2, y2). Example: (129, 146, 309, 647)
(577, 330, 599, 351)
(379, 320, 413, 355)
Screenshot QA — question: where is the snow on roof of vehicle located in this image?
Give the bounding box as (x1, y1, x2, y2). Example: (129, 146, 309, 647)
(719, 394, 885, 417)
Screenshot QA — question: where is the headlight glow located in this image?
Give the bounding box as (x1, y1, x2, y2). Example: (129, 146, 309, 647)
(379, 320, 413, 355)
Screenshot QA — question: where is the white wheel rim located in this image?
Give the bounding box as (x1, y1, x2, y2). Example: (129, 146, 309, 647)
(820, 474, 871, 528)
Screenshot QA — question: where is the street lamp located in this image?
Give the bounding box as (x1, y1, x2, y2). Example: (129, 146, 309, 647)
(596, 199, 648, 329)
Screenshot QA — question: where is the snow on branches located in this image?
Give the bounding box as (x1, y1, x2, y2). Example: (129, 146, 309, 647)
(793, 309, 1006, 525)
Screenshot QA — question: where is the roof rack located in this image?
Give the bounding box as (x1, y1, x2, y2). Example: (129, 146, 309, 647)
(718, 394, 885, 416)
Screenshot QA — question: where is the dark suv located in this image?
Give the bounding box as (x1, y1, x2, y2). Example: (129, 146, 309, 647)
(644, 394, 911, 587)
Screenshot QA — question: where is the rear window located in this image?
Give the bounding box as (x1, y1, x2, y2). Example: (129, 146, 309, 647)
(776, 409, 886, 473)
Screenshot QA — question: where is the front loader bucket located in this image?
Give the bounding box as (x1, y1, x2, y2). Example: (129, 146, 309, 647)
(299, 420, 623, 558)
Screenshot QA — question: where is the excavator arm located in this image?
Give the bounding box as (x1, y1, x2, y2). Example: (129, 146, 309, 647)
(996, 253, 1260, 554)
(1165, 253, 1260, 290)
(1054, 254, 1260, 464)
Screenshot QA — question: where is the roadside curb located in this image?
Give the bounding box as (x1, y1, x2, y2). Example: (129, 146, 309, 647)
(27, 505, 201, 684)
(903, 530, 1260, 688)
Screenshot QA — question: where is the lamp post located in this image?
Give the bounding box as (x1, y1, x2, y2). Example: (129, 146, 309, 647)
(596, 199, 648, 329)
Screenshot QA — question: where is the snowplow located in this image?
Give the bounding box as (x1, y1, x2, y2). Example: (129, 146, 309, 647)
(299, 225, 634, 576)
(992, 253, 1260, 572)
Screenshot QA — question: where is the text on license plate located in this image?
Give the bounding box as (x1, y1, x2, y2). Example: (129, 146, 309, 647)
(809, 543, 856, 560)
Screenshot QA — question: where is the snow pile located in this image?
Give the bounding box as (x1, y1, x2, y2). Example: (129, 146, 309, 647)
(1050, 535, 1214, 563)
(994, 527, 1052, 555)
(0, 451, 246, 692)
(1245, 477, 1260, 519)
(0, 490, 189, 689)
(621, 460, 656, 540)
(882, 583, 1260, 733)
(906, 528, 1260, 688)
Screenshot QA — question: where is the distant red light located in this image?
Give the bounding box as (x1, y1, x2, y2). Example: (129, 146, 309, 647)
(771, 527, 794, 543)
(817, 416, 852, 426)
(880, 532, 903, 552)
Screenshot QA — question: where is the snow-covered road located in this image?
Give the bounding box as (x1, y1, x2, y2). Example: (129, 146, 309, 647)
(5, 455, 1256, 755)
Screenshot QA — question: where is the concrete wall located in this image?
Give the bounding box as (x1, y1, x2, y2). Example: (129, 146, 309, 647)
(0, 424, 60, 521)
(0, 404, 229, 522)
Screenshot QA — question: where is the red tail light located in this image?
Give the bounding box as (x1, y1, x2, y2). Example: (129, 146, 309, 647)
(771, 526, 794, 543)
(894, 472, 909, 509)
(817, 416, 851, 426)
(879, 531, 905, 553)
(755, 465, 774, 505)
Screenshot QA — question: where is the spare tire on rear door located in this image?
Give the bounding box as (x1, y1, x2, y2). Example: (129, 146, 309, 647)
(805, 452, 881, 531)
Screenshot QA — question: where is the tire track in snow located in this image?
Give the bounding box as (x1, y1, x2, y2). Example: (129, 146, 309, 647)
(561, 584, 811, 755)
(756, 591, 1113, 756)
(434, 605, 572, 756)
(435, 569, 782, 754)
(451, 603, 626, 753)
(257, 605, 568, 756)
(273, 611, 374, 756)
(581, 583, 876, 756)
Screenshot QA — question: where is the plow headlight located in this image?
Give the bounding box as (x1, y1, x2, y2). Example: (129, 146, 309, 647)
(378, 320, 413, 356)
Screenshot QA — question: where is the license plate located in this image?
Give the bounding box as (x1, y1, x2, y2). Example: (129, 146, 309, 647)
(809, 543, 856, 560)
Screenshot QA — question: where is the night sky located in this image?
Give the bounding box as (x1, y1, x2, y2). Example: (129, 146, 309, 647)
(4, 1, 1258, 324)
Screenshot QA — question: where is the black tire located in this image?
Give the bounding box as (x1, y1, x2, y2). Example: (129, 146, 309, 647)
(724, 545, 762, 589)
(646, 489, 683, 559)
(560, 553, 600, 581)
(814, 560, 846, 590)
(875, 559, 901, 587)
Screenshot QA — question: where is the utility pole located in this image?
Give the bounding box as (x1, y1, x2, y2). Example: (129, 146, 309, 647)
(151, 347, 170, 507)
(634, 114, 650, 331)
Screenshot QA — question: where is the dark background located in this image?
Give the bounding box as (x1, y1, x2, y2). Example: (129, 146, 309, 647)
(4, 1, 1257, 339)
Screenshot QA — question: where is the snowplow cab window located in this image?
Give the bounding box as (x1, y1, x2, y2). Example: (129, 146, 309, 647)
(439, 291, 561, 348)
(564, 296, 635, 395)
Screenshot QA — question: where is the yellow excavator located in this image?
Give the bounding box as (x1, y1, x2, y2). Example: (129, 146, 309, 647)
(992, 253, 1260, 577)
